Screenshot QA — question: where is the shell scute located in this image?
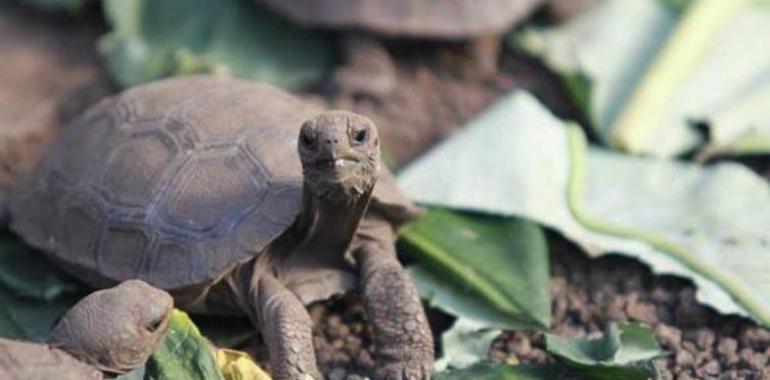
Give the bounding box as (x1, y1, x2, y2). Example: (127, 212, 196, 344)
(159, 146, 268, 234)
(100, 128, 179, 207)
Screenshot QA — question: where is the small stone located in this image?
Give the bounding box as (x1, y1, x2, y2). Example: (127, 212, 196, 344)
(717, 338, 739, 365)
(697, 360, 720, 376)
(694, 329, 715, 350)
(675, 350, 694, 367)
(676, 372, 695, 380)
(656, 324, 682, 350)
(605, 296, 626, 320)
(626, 300, 658, 325)
(355, 350, 374, 369)
(328, 368, 347, 380)
(738, 347, 766, 370)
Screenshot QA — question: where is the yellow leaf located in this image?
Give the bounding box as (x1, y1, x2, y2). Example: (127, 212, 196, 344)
(215, 348, 272, 380)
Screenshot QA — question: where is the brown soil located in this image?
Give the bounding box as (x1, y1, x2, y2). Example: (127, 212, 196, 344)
(300, 235, 770, 380)
(492, 235, 770, 380)
(0, 1, 110, 189)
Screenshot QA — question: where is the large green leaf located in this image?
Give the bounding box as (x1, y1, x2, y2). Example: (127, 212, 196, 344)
(146, 310, 225, 380)
(402, 210, 551, 331)
(398, 91, 770, 326)
(0, 234, 82, 342)
(546, 322, 663, 380)
(116, 311, 228, 380)
(100, 0, 334, 89)
(516, 0, 770, 156)
(0, 235, 80, 301)
(433, 363, 562, 380)
(0, 282, 77, 342)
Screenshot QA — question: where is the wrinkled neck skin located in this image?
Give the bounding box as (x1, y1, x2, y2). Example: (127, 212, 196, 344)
(293, 181, 373, 253)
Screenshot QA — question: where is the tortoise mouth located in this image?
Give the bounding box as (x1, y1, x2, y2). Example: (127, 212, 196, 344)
(314, 157, 362, 179)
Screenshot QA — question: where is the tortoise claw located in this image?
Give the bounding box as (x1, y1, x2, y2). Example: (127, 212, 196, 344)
(373, 362, 432, 380)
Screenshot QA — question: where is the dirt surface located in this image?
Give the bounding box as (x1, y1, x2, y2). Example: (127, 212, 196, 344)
(0, 1, 110, 189)
(491, 235, 770, 380)
(299, 235, 770, 380)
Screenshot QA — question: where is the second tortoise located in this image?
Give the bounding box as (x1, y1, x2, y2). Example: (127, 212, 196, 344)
(256, 0, 548, 96)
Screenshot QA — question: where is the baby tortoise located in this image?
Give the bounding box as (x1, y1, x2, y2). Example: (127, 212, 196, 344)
(6, 75, 433, 380)
(0, 280, 172, 380)
(255, 0, 547, 96)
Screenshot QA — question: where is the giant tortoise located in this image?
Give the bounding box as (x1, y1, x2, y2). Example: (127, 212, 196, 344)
(0, 280, 172, 380)
(255, 0, 547, 96)
(5, 75, 433, 380)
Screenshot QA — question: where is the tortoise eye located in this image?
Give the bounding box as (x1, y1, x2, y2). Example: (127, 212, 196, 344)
(301, 131, 315, 148)
(354, 129, 368, 144)
(146, 317, 164, 333)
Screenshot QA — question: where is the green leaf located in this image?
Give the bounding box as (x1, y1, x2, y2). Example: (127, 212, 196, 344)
(401, 209, 551, 331)
(431, 318, 502, 371)
(0, 234, 83, 342)
(0, 283, 78, 342)
(398, 91, 770, 326)
(147, 310, 225, 380)
(433, 362, 563, 380)
(546, 322, 663, 380)
(516, 0, 770, 156)
(100, 0, 334, 89)
(0, 235, 80, 301)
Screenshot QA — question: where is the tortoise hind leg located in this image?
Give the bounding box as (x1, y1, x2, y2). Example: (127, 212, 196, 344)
(254, 274, 321, 380)
(355, 219, 433, 380)
(333, 34, 397, 98)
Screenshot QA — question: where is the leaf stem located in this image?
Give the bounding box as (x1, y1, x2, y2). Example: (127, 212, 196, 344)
(566, 125, 770, 325)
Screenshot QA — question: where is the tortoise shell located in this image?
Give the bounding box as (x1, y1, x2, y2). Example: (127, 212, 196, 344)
(9, 76, 415, 291)
(257, 0, 546, 38)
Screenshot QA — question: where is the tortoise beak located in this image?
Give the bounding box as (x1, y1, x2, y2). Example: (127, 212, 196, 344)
(315, 155, 362, 179)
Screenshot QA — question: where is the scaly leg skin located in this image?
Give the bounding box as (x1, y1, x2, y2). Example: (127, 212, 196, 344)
(358, 241, 434, 380)
(255, 275, 322, 380)
(333, 34, 397, 98)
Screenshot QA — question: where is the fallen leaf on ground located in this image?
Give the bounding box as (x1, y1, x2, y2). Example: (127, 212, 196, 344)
(398, 91, 770, 326)
(516, 0, 770, 156)
(100, 0, 334, 89)
(546, 322, 663, 380)
(432, 362, 563, 380)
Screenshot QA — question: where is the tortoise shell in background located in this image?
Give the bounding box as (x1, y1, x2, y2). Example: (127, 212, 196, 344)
(8, 75, 414, 292)
(256, 0, 547, 38)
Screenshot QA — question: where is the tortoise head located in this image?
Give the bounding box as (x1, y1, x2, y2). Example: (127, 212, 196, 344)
(298, 110, 380, 200)
(48, 280, 173, 374)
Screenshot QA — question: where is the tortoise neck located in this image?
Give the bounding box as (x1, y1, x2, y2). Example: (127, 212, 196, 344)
(296, 183, 373, 249)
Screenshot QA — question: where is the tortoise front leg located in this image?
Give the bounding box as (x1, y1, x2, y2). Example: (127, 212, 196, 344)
(357, 239, 434, 380)
(254, 274, 322, 380)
